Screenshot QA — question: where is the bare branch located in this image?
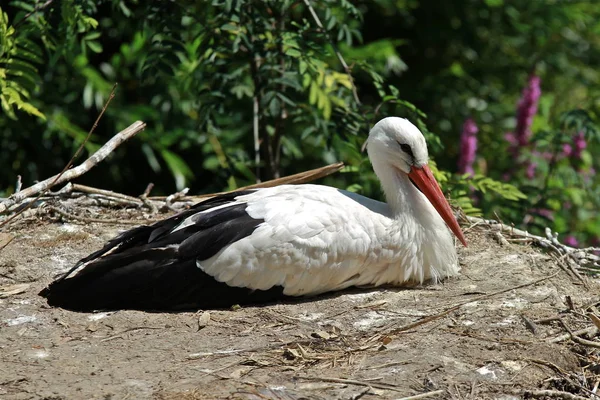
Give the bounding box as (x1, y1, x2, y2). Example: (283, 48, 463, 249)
(253, 93, 261, 182)
(139, 183, 158, 213)
(187, 162, 345, 201)
(47, 206, 157, 225)
(0, 84, 120, 226)
(58, 183, 144, 206)
(15, 176, 22, 193)
(0, 121, 146, 217)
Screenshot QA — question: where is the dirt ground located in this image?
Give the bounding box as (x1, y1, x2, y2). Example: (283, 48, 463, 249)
(1, 208, 599, 399)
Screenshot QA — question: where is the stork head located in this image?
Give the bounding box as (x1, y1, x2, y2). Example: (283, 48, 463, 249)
(367, 117, 429, 174)
(367, 117, 467, 247)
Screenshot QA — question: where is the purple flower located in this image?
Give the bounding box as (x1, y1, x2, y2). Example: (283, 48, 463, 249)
(532, 150, 554, 161)
(562, 144, 573, 158)
(506, 75, 541, 153)
(564, 235, 579, 248)
(526, 161, 537, 179)
(572, 131, 586, 159)
(458, 118, 478, 176)
(504, 132, 518, 147)
(515, 75, 541, 145)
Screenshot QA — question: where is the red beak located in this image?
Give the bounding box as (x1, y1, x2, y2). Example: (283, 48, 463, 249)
(408, 165, 468, 247)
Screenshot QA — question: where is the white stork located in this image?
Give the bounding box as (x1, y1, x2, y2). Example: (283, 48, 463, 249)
(40, 117, 467, 311)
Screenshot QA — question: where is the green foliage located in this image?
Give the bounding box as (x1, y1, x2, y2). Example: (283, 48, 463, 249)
(0, 7, 44, 120)
(430, 161, 526, 216)
(506, 109, 599, 244)
(1, 0, 425, 195)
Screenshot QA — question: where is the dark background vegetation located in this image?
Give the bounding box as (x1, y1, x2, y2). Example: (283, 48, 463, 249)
(1, 0, 599, 246)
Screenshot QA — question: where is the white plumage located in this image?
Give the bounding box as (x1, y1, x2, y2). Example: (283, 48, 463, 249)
(41, 117, 467, 311)
(193, 183, 457, 296)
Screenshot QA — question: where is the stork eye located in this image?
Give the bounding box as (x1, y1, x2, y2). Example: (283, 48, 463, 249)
(398, 142, 414, 157)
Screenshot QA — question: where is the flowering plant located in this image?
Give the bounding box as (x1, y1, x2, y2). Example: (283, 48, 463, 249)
(453, 75, 600, 249)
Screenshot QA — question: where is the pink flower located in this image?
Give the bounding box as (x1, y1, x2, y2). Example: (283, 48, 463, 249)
(562, 144, 573, 158)
(564, 235, 579, 247)
(514, 75, 542, 147)
(572, 131, 586, 159)
(458, 118, 478, 176)
(504, 132, 518, 147)
(532, 209, 554, 221)
(505, 75, 542, 180)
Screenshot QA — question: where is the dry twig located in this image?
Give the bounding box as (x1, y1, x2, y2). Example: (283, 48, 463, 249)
(183, 162, 345, 202)
(139, 183, 158, 213)
(57, 183, 144, 207)
(0, 84, 121, 225)
(466, 216, 599, 281)
(569, 333, 600, 349)
(0, 121, 145, 218)
(394, 390, 446, 400)
(46, 206, 156, 226)
(164, 188, 190, 211)
(297, 375, 404, 393)
(546, 326, 598, 344)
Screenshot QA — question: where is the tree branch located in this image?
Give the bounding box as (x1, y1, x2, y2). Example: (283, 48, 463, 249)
(187, 162, 345, 201)
(250, 52, 264, 182)
(0, 121, 146, 216)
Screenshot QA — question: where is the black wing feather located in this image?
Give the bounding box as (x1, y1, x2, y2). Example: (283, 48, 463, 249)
(39, 190, 291, 311)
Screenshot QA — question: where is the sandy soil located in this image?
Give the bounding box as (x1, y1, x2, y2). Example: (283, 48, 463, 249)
(0, 209, 599, 399)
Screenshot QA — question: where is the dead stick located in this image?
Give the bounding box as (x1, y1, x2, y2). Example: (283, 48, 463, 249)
(67, 184, 143, 204)
(0, 121, 146, 216)
(569, 333, 600, 349)
(466, 216, 598, 282)
(0, 84, 119, 224)
(395, 390, 446, 400)
(47, 206, 158, 225)
(466, 216, 599, 263)
(139, 183, 157, 213)
(526, 359, 596, 398)
(148, 162, 345, 202)
(237, 161, 344, 189)
(297, 375, 404, 393)
(192, 162, 345, 200)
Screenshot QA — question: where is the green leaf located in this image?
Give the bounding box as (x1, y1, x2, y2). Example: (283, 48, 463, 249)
(284, 48, 301, 58)
(86, 41, 103, 53)
(160, 149, 194, 190)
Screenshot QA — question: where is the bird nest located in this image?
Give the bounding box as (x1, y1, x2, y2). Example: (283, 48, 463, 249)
(1, 122, 599, 398)
(1, 199, 599, 399)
